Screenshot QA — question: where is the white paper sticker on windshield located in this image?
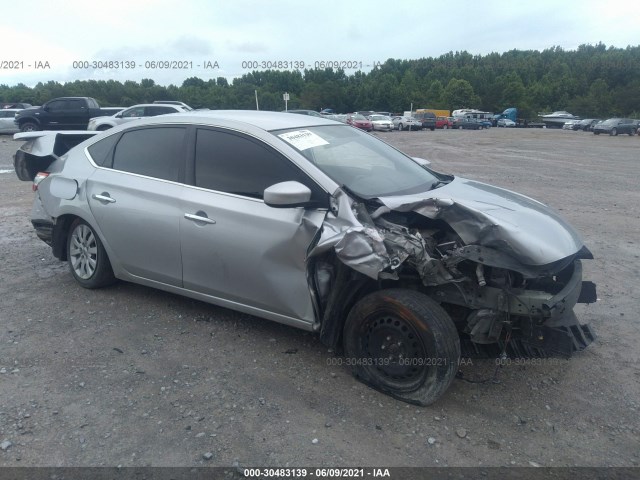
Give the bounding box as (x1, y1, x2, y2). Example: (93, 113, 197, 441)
(278, 130, 329, 151)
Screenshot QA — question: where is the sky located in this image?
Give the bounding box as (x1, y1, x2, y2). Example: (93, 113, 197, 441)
(1, 0, 639, 87)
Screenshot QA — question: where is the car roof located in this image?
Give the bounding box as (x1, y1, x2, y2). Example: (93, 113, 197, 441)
(106, 110, 341, 132)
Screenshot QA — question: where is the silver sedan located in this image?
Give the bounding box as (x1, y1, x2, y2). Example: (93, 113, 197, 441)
(14, 111, 597, 406)
(368, 114, 394, 131)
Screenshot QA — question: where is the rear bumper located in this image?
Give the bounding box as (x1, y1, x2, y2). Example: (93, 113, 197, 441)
(32, 219, 54, 244)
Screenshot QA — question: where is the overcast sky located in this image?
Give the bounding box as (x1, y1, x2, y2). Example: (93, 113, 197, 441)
(2, 0, 639, 87)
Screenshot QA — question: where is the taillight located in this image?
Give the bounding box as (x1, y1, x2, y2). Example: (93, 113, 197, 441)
(32, 172, 49, 192)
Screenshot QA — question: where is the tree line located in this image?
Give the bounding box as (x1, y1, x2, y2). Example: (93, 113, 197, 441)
(2, 43, 639, 119)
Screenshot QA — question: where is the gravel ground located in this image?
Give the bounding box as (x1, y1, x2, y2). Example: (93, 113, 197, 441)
(0, 128, 638, 468)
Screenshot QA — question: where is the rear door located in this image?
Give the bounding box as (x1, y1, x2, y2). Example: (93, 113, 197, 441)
(86, 126, 187, 286)
(179, 127, 327, 322)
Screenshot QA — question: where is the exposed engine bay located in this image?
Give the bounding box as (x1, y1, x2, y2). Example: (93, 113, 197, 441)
(311, 189, 597, 359)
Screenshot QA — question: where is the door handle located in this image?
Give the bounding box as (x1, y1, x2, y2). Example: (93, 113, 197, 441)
(92, 193, 116, 203)
(184, 213, 216, 224)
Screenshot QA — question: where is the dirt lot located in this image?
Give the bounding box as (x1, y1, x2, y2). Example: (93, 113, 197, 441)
(0, 128, 638, 469)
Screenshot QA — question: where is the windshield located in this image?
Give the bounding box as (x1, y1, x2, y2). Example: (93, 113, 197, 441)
(273, 125, 441, 198)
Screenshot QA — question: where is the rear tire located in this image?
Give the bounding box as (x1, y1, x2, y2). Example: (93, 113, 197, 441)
(610, 128, 618, 136)
(20, 122, 39, 132)
(399, 124, 404, 131)
(343, 289, 460, 406)
(67, 219, 116, 289)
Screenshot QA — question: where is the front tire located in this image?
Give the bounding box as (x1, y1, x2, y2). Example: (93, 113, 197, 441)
(610, 128, 618, 136)
(343, 289, 460, 406)
(67, 219, 116, 289)
(399, 123, 404, 131)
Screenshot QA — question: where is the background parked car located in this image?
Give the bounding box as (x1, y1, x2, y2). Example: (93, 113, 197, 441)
(575, 118, 600, 131)
(152, 100, 193, 110)
(329, 114, 348, 123)
(392, 115, 422, 131)
(87, 104, 190, 131)
(452, 118, 485, 130)
(497, 118, 516, 127)
(593, 118, 637, 136)
(412, 112, 436, 131)
(368, 114, 394, 131)
(562, 120, 580, 130)
(286, 109, 323, 117)
(435, 116, 453, 129)
(0, 109, 22, 134)
(1, 102, 32, 109)
(346, 113, 373, 131)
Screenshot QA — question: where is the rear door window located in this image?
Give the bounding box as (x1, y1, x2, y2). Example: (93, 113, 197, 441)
(111, 127, 186, 182)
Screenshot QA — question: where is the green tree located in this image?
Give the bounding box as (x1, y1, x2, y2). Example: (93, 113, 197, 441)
(443, 78, 480, 110)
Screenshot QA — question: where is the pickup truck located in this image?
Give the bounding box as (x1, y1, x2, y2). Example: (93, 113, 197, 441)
(13, 97, 117, 132)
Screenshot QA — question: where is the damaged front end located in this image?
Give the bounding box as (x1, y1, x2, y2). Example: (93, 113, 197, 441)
(311, 180, 597, 359)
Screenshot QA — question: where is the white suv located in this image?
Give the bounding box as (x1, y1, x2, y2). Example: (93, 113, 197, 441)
(88, 104, 189, 131)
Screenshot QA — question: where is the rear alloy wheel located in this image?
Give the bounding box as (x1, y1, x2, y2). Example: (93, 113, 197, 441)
(399, 123, 405, 131)
(343, 289, 460, 406)
(442, 124, 448, 130)
(610, 128, 618, 136)
(67, 219, 116, 289)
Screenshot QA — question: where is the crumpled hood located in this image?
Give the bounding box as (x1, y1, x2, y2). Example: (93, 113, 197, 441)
(376, 177, 584, 266)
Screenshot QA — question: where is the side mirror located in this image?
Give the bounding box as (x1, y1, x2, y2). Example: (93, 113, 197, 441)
(264, 181, 312, 208)
(412, 157, 431, 167)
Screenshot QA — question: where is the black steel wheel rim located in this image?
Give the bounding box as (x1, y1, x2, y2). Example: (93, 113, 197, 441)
(361, 312, 429, 390)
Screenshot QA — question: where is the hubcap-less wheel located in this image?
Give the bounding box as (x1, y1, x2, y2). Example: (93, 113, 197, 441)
(69, 223, 98, 279)
(20, 122, 39, 132)
(363, 313, 428, 390)
(343, 289, 460, 405)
